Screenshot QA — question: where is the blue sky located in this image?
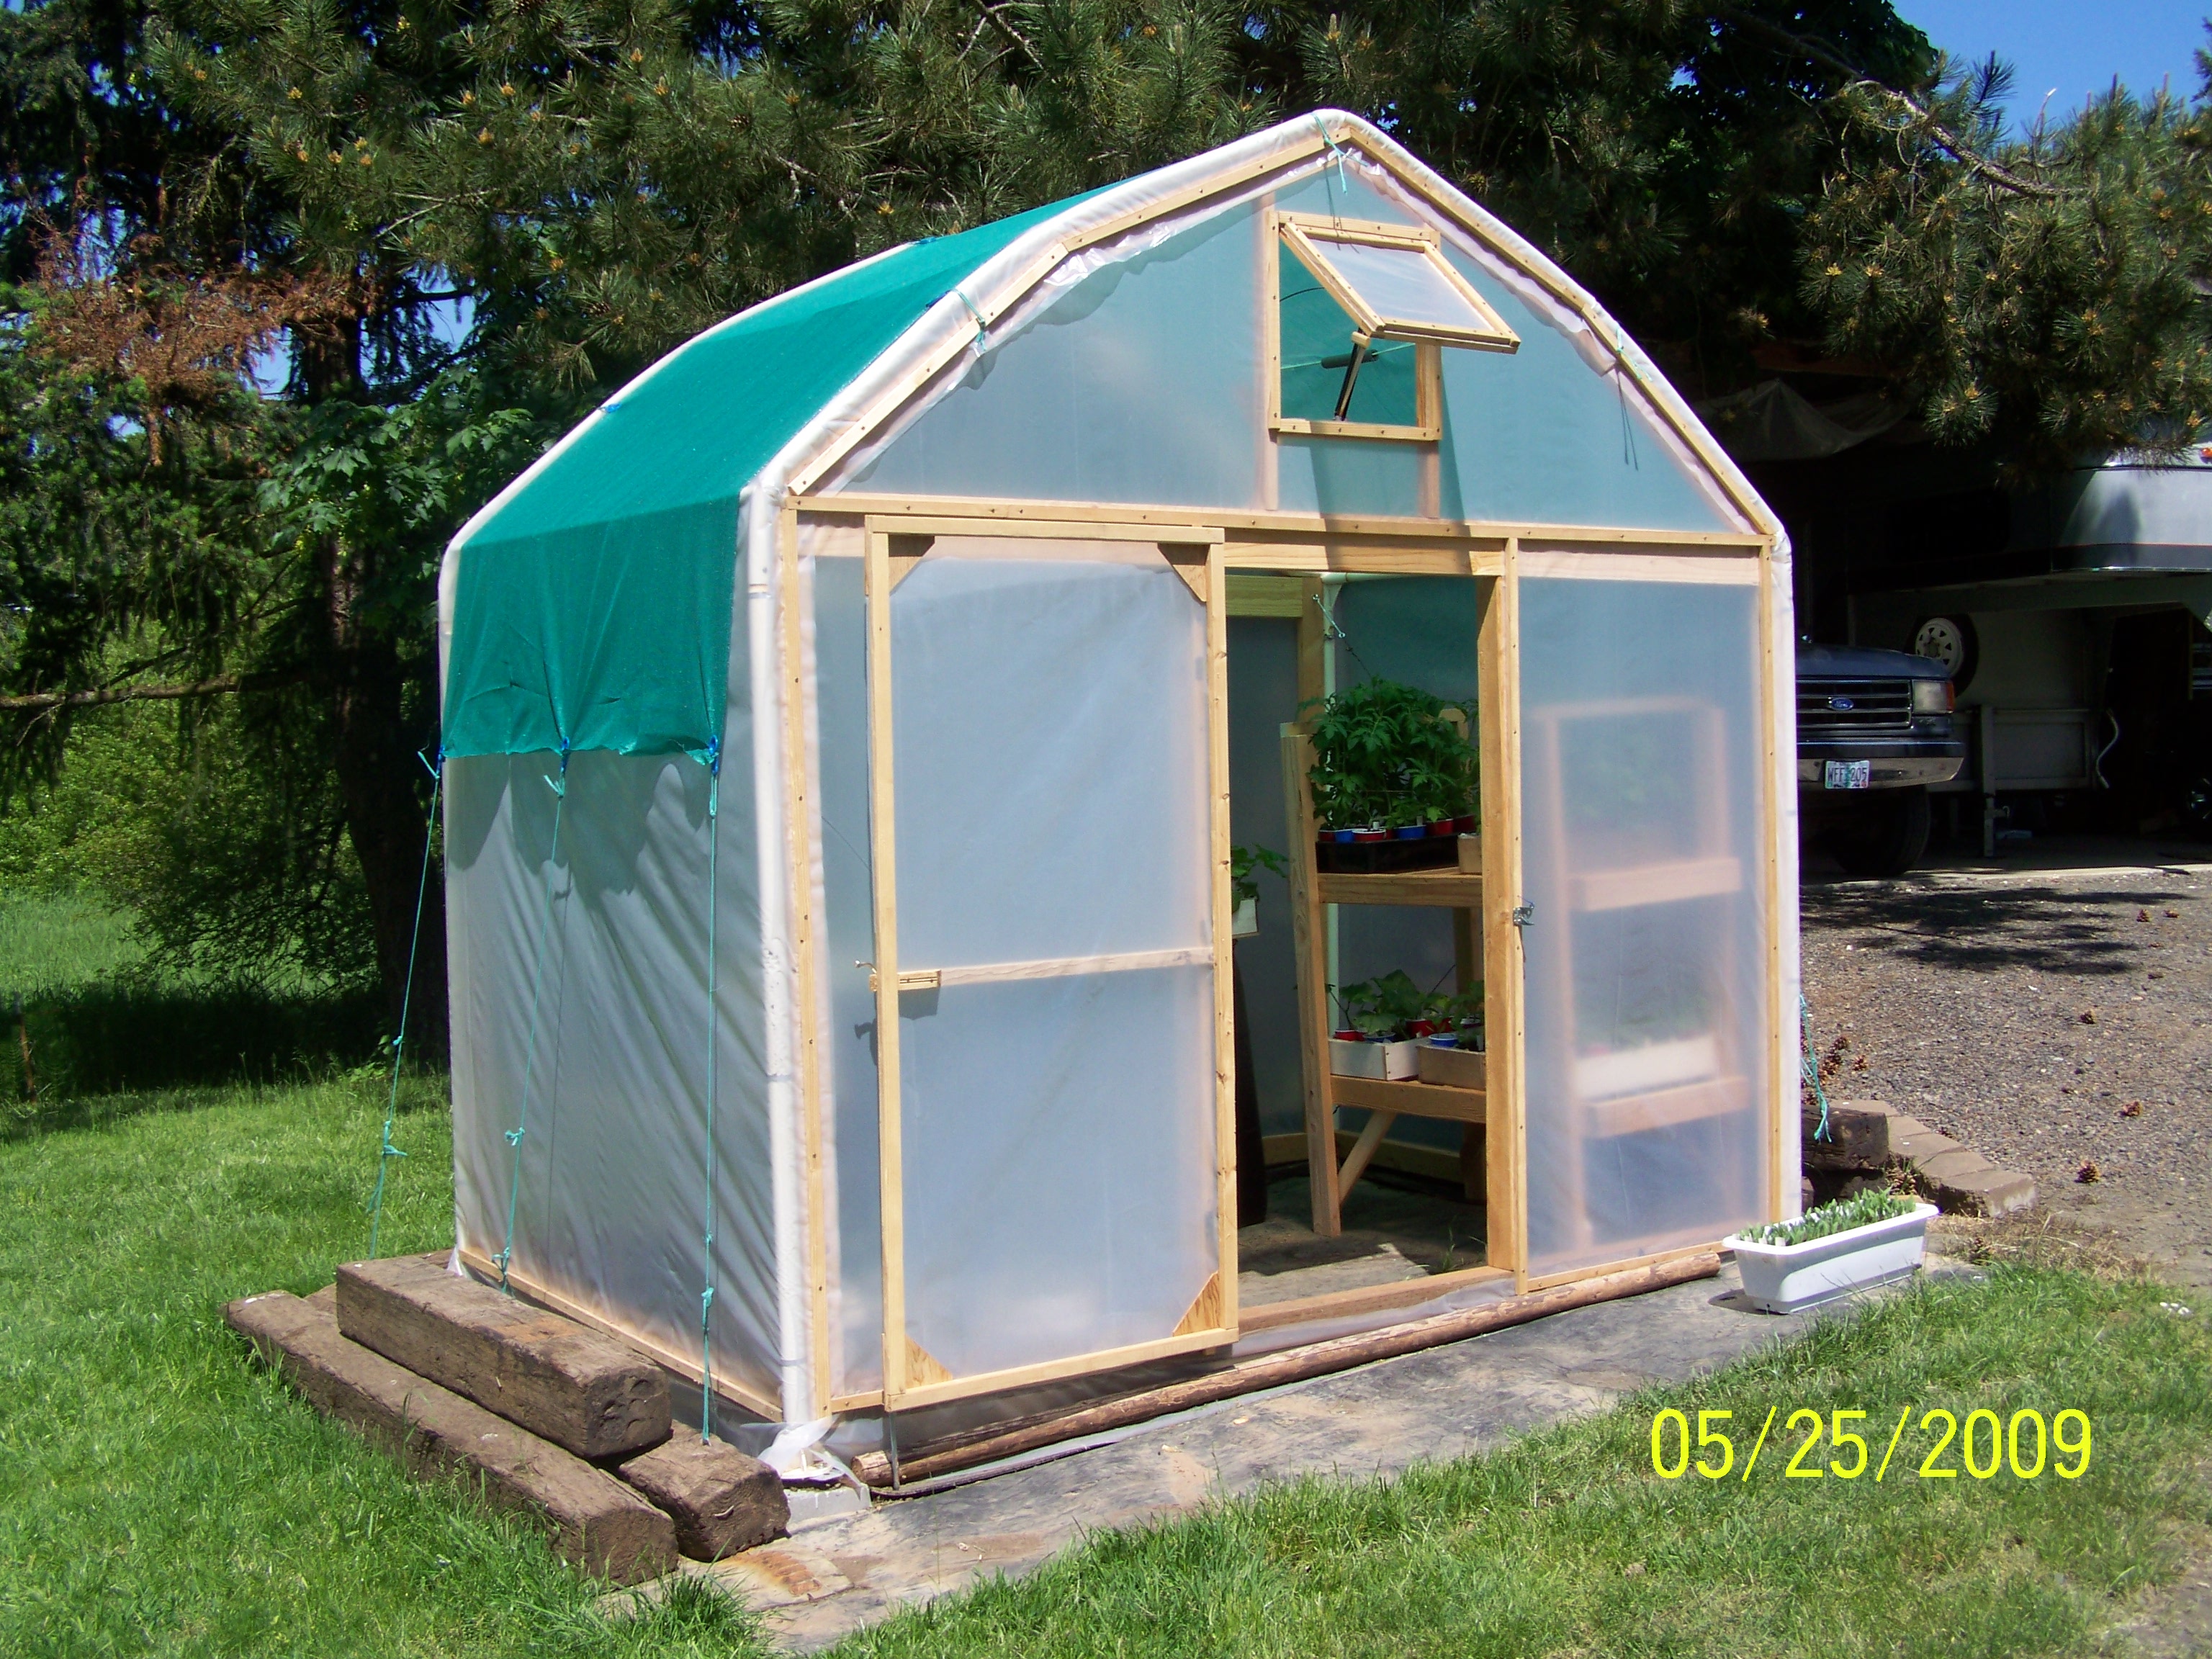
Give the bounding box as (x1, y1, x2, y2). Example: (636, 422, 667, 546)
(1896, 1, 2210, 130)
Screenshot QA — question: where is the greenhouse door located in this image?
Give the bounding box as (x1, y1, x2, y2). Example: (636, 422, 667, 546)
(863, 522, 1237, 1411)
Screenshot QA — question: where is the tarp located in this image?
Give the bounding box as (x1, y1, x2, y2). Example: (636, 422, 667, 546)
(440, 195, 1094, 760)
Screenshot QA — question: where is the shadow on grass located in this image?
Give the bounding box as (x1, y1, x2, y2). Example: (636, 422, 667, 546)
(1, 974, 395, 1138)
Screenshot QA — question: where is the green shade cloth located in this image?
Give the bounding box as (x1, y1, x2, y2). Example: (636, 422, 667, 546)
(1279, 240, 1416, 427)
(443, 195, 1094, 760)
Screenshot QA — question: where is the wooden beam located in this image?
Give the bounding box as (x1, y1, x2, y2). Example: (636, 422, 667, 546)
(1335, 1107, 1400, 1195)
(777, 503, 834, 1419)
(1759, 549, 1789, 1221)
(1238, 1262, 1513, 1334)
(1206, 544, 1241, 1336)
(850, 1251, 1721, 1485)
(1172, 1272, 1225, 1337)
(884, 1327, 1236, 1414)
(861, 513, 1225, 544)
(1282, 727, 1343, 1237)
(454, 1246, 783, 1423)
(802, 494, 1768, 552)
(865, 529, 911, 1402)
(1478, 545, 1527, 1283)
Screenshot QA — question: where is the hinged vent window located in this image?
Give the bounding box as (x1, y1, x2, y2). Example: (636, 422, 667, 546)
(1269, 212, 1519, 442)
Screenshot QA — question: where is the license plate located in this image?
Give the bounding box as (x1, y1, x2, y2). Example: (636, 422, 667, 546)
(1825, 760, 1871, 790)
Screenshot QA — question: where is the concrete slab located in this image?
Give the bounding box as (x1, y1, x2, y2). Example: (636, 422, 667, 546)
(673, 1257, 1937, 1650)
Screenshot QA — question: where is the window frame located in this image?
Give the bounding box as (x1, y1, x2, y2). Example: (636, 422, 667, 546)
(1264, 210, 1520, 444)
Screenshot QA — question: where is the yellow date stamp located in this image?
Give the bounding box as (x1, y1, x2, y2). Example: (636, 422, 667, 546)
(1649, 1406, 2092, 1482)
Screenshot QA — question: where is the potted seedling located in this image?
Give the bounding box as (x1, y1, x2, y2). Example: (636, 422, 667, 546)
(1305, 679, 1478, 873)
(1724, 1190, 1938, 1313)
(1327, 971, 1426, 1080)
(1230, 844, 1285, 938)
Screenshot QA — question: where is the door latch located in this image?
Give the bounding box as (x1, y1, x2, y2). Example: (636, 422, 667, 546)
(1510, 902, 1534, 929)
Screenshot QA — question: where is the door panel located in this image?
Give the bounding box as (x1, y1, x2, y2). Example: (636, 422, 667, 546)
(867, 534, 1234, 1408)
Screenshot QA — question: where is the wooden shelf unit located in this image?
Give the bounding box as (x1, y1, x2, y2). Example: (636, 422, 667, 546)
(1282, 727, 1487, 1237)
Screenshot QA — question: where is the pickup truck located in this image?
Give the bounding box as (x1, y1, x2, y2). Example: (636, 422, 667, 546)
(1797, 643, 1966, 876)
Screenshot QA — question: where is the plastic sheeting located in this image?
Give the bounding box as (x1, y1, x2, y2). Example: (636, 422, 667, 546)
(837, 160, 1740, 536)
(887, 544, 1219, 1381)
(444, 743, 780, 1406)
(1516, 574, 1771, 1275)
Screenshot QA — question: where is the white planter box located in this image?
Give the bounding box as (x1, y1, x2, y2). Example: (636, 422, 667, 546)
(1725, 1202, 1938, 1314)
(1231, 895, 1258, 938)
(1329, 1037, 1419, 1081)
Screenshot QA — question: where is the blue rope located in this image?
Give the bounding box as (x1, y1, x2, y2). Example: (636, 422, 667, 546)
(699, 735, 721, 1442)
(367, 747, 444, 1258)
(1801, 994, 1833, 1143)
(498, 737, 570, 1292)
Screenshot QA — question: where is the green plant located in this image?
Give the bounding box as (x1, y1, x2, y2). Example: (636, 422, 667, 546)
(1230, 844, 1286, 907)
(1739, 1188, 1917, 1248)
(1303, 678, 1477, 832)
(1333, 970, 1482, 1041)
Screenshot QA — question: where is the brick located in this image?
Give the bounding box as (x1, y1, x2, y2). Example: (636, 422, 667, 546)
(1925, 1164, 2038, 1218)
(618, 1434, 788, 1561)
(336, 1252, 669, 1460)
(228, 1289, 675, 1585)
(1802, 1099, 1898, 1168)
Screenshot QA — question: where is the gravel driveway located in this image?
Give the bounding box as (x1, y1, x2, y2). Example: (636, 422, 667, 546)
(1801, 847, 2212, 1290)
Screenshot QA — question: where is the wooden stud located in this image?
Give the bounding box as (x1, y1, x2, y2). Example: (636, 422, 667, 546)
(777, 505, 834, 1418)
(1203, 546, 1241, 1336)
(1295, 577, 1328, 711)
(1478, 541, 1528, 1284)
(1281, 727, 1343, 1236)
(1758, 541, 1789, 1220)
(1172, 1272, 1225, 1337)
(864, 528, 910, 1402)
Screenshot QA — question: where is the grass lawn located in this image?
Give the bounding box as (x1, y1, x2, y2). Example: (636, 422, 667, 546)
(1, 1071, 2207, 1656)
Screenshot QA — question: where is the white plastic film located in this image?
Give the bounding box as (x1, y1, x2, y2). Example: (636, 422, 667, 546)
(444, 742, 779, 1408)
(803, 528, 886, 1397)
(1516, 576, 1771, 1274)
(887, 544, 1218, 1381)
(1308, 235, 1493, 336)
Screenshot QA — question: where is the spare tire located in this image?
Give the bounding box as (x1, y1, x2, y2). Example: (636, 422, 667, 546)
(1911, 614, 1979, 694)
(1831, 786, 1933, 878)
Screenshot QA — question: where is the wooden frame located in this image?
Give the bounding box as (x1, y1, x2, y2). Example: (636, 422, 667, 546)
(1275, 212, 1520, 351)
(1478, 552, 1529, 1284)
(858, 512, 1240, 1412)
(1265, 209, 1444, 444)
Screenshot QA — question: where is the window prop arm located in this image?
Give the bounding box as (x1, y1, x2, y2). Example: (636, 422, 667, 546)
(1332, 332, 1373, 423)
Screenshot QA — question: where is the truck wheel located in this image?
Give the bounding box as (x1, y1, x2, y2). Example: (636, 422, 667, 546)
(1831, 786, 1932, 878)
(1911, 614, 1978, 693)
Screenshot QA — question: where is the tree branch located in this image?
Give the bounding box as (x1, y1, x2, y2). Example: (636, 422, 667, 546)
(0, 669, 307, 714)
(1712, 3, 2072, 201)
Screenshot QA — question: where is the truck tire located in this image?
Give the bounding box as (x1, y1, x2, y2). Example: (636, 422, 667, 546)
(1831, 786, 1932, 878)
(1911, 614, 1978, 693)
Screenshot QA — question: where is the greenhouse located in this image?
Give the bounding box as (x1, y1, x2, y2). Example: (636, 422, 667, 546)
(436, 109, 1802, 1473)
